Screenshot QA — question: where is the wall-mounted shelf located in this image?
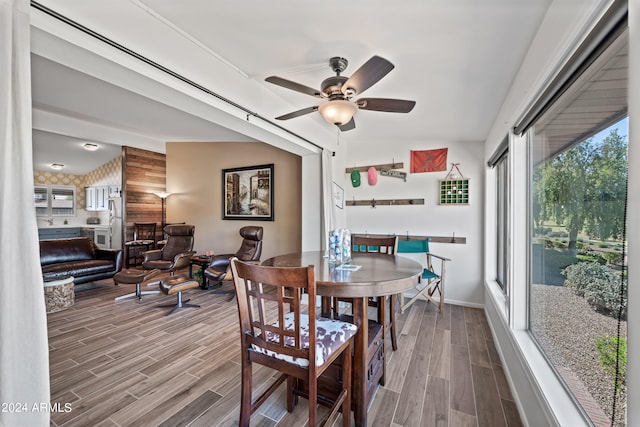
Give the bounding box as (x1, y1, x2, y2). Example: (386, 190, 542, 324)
(346, 198, 424, 208)
(440, 163, 470, 205)
(345, 162, 404, 173)
(352, 233, 466, 245)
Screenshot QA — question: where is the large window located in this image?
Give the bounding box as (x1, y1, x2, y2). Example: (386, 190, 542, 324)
(527, 29, 628, 426)
(495, 148, 509, 291)
(34, 185, 76, 217)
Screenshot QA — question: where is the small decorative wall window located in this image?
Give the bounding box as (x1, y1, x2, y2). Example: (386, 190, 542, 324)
(439, 163, 469, 205)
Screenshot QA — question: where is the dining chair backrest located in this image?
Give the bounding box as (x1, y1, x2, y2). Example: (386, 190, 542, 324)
(397, 237, 430, 254)
(230, 257, 356, 426)
(124, 222, 157, 268)
(352, 235, 398, 255)
(347, 235, 399, 359)
(232, 258, 316, 365)
(131, 222, 156, 243)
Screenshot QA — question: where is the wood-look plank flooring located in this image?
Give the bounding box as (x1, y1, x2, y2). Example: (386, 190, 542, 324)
(47, 272, 523, 426)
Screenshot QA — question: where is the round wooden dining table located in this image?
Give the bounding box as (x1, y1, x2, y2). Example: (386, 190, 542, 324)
(262, 250, 423, 427)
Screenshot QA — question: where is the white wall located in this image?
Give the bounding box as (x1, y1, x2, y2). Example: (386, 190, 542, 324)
(345, 139, 485, 306)
(166, 141, 303, 261)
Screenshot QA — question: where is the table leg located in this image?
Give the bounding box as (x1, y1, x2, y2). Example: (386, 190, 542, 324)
(321, 296, 332, 314)
(198, 265, 207, 289)
(352, 297, 368, 427)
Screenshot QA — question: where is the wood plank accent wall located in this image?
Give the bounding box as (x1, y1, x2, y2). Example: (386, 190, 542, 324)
(123, 146, 166, 242)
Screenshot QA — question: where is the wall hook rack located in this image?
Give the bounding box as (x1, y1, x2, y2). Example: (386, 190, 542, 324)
(352, 232, 466, 245)
(346, 198, 424, 207)
(345, 161, 405, 173)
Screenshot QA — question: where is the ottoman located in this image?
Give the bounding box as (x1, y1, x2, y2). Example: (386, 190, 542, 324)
(158, 275, 200, 315)
(114, 268, 162, 302)
(44, 276, 75, 313)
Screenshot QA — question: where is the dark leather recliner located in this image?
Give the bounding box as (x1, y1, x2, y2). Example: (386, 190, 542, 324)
(141, 224, 196, 275)
(204, 226, 263, 286)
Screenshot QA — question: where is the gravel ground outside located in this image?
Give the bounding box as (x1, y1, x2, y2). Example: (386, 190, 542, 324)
(531, 284, 627, 426)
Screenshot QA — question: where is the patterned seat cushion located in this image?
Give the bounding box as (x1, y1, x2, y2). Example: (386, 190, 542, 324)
(252, 312, 358, 367)
(125, 240, 154, 246)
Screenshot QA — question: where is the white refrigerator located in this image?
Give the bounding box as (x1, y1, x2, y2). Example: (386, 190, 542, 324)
(108, 197, 123, 250)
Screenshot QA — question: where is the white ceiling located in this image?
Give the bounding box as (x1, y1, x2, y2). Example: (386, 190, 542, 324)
(31, 0, 554, 175)
(31, 54, 258, 175)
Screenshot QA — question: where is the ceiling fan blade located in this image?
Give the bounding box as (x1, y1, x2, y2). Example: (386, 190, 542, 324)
(357, 98, 416, 113)
(265, 76, 324, 98)
(342, 56, 394, 96)
(338, 118, 356, 132)
(274, 106, 319, 120)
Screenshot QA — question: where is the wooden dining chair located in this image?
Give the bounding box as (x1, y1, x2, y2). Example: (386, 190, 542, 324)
(329, 235, 398, 389)
(230, 258, 357, 427)
(124, 222, 156, 267)
(352, 235, 399, 351)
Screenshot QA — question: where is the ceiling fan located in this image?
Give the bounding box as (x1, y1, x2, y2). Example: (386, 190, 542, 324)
(265, 56, 416, 131)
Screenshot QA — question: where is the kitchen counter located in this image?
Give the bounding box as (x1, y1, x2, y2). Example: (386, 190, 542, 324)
(38, 224, 108, 229)
(38, 225, 109, 241)
(38, 226, 82, 240)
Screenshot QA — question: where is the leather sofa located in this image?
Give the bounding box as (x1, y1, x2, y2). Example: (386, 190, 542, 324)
(40, 237, 123, 284)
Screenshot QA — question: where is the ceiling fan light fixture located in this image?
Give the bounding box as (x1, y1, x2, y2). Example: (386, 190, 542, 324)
(318, 100, 357, 126)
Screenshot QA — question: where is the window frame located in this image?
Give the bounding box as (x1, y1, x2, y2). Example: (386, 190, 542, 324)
(495, 148, 509, 292)
(524, 32, 628, 427)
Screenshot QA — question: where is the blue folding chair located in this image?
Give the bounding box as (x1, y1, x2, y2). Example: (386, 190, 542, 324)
(397, 238, 450, 313)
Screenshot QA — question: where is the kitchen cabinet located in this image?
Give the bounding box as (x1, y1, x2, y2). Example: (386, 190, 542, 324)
(85, 186, 109, 211)
(85, 187, 95, 210)
(96, 186, 108, 210)
(34, 185, 76, 217)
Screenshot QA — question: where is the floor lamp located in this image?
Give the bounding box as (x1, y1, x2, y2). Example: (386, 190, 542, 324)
(153, 191, 171, 239)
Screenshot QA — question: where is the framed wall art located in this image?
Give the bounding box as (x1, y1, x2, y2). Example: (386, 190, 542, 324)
(333, 182, 344, 209)
(222, 164, 274, 220)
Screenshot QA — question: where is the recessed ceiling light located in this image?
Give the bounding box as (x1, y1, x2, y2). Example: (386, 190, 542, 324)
(50, 163, 64, 170)
(83, 143, 99, 151)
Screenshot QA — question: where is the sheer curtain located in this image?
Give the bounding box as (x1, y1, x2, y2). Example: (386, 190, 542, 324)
(0, 0, 50, 425)
(321, 149, 337, 251)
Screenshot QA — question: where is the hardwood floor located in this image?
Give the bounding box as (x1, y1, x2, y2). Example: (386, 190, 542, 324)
(47, 273, 523, 426)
